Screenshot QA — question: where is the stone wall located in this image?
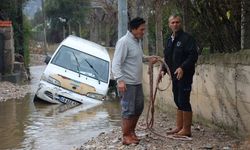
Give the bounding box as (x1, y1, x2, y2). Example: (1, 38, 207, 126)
(0, 21, 14, 74)
(142, 50, 250, 136)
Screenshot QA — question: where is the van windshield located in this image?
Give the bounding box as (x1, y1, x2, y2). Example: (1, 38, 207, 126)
(51, 45, 109, 83)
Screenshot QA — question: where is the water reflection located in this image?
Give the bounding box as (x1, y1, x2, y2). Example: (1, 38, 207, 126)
(0, 94, 121, 150)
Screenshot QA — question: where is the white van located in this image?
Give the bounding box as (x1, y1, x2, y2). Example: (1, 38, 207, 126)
(35, 35, 111, 105)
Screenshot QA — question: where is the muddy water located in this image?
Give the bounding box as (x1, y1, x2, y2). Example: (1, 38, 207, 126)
(0, 65, 121, 150)
(0, 95, 121, 150)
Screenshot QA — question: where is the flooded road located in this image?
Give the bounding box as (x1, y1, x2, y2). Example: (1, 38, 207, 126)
(0, 66, 121, 150)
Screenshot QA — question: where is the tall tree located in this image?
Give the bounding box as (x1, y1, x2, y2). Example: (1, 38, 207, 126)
(154, 0, 164, 56)
(141, 0, 150, 54)
(181, 0, 191, 33)
(128, 0, 150, 53)
(187, 0, 241, 53)
(45, 0, 90, 41)
(89, 8, 99, 43)
(0, 0, 29, 57)
(128, 0, 137, 19)
(100, 0, 118, 46)
(16, 0, 25, 56)
(90, 0, 118, 46)
(241, 0, 250, 49)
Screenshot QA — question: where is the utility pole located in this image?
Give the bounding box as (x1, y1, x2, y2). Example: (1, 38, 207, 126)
(118, 0, 128, 39)
(41, 0, 48, 55)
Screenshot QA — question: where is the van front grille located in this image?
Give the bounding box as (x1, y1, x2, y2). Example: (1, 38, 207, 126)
(44, 91, 53, 99)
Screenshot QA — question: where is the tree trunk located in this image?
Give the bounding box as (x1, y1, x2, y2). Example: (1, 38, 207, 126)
(90, 10, 98, 43)
(137, 0, 144, 17)
(241, 0, 250, 49)
(98, 20, 102, 44)
(78, 22, 82, 37)
(155, 0, 163, 56)
(142, 0, 149, 54)
(105, 23, 110, 46)
(128, 0, 148, 53)
(129, 0, 137, 20)
(63, 25, 66, 39)
(182, 0, 191, 33)
(68, 22, 71, 35)
(41, 0, 47, 55)
(16, 0, 24, 56)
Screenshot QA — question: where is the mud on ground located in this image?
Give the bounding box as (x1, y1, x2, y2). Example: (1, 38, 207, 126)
(0, 81, 30, 102)
(0, 53, 46, 102)
(76, 106, 249, 150)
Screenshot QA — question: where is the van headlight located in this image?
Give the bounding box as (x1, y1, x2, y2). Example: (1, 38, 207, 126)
(86, 92, 105, 100)
(42, 75, 61, 86)
(47, 76, 61, 86)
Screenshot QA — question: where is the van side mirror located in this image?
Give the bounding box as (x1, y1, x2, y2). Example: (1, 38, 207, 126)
(108, 79, 118, 97)
(44, 55, 51, 64)
(108, 79, 117, 88)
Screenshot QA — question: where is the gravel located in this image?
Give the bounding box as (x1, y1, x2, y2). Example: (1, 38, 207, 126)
(0, 54, 45, 102)
(75, 107, 248, 150)
(0, 81, 30, 102)
(29, 54, 47, 66)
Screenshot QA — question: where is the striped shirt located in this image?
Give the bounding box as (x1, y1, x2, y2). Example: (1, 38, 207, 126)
(112, 31, 143, 85)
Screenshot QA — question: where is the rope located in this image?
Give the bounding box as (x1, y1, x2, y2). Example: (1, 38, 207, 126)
(144, 59, 193, 141)
(146, 58, 171, 129)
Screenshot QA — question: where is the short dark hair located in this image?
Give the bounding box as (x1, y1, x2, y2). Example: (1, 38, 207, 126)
(129, 17, 145, 30)
(168, 13, 182, 23)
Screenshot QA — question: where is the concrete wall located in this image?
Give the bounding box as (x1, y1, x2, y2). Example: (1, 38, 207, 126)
(142, 50, 250, 136)
(0, 24, 15, 74)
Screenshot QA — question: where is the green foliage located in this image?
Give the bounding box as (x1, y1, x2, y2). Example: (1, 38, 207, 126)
(23, 16, 32, 66)
(0, 0, 31, 67)
(148, 14, 156, 54)
(156, 0, 241, 54)
(80, 27, 90, 39)
(31, 9, 43, 27)
(147, 0, 181, 55)
(43, 0, 91, 42)
(201, 47, 210, 55)
(162, 1, 181, 43)
(0, 0, 15, 19)
(32, 24, 44, 32)
(185, 0, 241, 53)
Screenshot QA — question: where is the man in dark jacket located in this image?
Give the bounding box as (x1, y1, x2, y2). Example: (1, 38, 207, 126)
(161, 14, 198, 137)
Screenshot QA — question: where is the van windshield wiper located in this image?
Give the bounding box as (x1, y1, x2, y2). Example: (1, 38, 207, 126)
(84, 59, 101, 84)
(72, 52, 81, 77)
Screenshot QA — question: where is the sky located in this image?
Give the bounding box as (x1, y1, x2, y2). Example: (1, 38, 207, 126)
(23, 0, 41, 19)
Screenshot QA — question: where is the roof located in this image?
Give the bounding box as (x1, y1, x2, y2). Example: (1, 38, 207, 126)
(60, 35, 110, 61)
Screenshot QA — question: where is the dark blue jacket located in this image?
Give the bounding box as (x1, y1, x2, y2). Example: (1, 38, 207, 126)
(163, 30, 198, 84)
